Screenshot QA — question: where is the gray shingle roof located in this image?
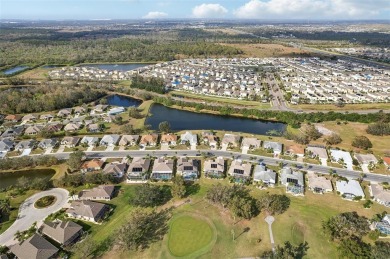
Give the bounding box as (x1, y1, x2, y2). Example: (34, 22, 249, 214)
(10, 234, 58, 259)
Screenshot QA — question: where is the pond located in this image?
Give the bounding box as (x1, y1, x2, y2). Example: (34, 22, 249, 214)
(79, 63, 150, 71)
(145, 104, 286, 135)
(0, 169, 56, 189)
(2, 66, 29, 75)
(106, 95, 142, 107)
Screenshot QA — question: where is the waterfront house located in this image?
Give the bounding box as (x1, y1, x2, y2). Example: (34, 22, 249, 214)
(160, 134, 178, 146)
(57, 108, 72, 118)
(241, 137, 261, 150)
(263, 141, 283, 155)
(127, 157, 151, 183)
(180, 131, 197, 146)
(150, 157, 174, 180)
(139, 133, 158, 147)
(119, 135, 139, 146)
(204, 156, 225, 178)
(285, 144, 305, 157)
(222, 134, 241, 149)
(201, 131, 218, 149)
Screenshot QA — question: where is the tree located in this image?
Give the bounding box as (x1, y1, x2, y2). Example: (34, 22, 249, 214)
(158, 121, 171, 133)
(171, 176, 186, 199)
(324, 133, 342, 145)
(117, 208, 170, 251)
(67, 151, 85, 171)
(322, 212, 370, 241)
(229, 195, 259, 220)
(338, 236, 371, 259)
(371, 241, 390, 259)
(352, 135, 373, 150)
(0, 199, 11, 217)
(71, 236, 96, 258)
(261, 241, 309, 259)
(130, 184, 170, 207)
(257, 194, 290, 215)
(121, 123, 134, 134)
(304, 124, 322, 140)
(128, 107, 141, 118)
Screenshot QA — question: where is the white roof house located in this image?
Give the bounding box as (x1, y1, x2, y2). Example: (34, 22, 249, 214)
(330, 149, 353, 170)
(180, 131, 197, 146)
(336, 180, 365, 199)
(253, 164, 276, 186)
(370, 183, 390, 207)
(263, 141, 283, 154)
(100, 134, 120, 146)
(81, 136, 100, 147)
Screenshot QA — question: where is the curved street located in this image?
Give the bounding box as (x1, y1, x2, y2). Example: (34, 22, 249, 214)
(0, 188, 69, 247)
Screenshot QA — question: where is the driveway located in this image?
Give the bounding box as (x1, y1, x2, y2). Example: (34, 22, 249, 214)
(87, 146, 94, 152)
(56, 145, 65, 153)
(242, 147, 249, 154)
(0, 188, 69, 247)
(105, 146, 115, 151)
(44, 147, 53, 154)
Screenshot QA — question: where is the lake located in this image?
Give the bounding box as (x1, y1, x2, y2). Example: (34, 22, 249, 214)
(0, 169, 56, 189)
(2, 66, 29, 75)
(80, 63, 150, 71)
(145, 104, 286, 135)
(106, 95, 142, 107)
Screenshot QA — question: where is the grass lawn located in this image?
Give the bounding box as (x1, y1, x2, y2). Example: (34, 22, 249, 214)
(169, 91, 271, 109)
(168, 214, 215, 258)
(292, 102, 390, 111)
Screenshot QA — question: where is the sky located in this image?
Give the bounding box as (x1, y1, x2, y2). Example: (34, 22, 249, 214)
(1, 0, 390, 20)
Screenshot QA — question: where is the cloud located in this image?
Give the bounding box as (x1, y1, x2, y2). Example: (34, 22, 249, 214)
(234, 0, 390, 19)
(192, 3, 228, 18)
(142, 11, 168, 19)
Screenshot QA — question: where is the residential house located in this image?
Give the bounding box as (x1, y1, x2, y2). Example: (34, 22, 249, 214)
(103, 162, 127, 178)
(78, 185, 115, 201)
(127, 157, 151, 182)
(61, 136, 80, 148)
(24, 125, 43, 136)
(4, 114, 22, 122)
(285, 144, 305, 157)
(180, 131, 197, 146)
(228, 159, 252, 183)
(0, 138, 15, 152)
(21, 114, 37, 123)
(87, 123, 101, 133)
(1, 126, 24, 138)
(100, 134, 120, 147)
(384, 157, 390, 170)
(57, 108, 72, 117)
(66, 200, 108, 223)
(330, 149, 353, 170)
(241, 137, 261, 150)
(336, 179, 365, 200)
(354, 153, 378, 166)
(46, 123, 63, 133)
(74, 106, 87, 115)
(263, 141, 283, 155)
(203, 156, 225, 179)
(38, 139, 58, 150)
(306, 145, 328, 160)
(39, 220, 83, 246)
(40, 114, 54, 121)
(80, 136, 100, 147)
(370, 183, 390, 207)
(201, 131, 218, 149)
(81, 159, 104, 173)
(139, 134, 158, 147)
(375, 214, 390, 235)
(280, 168, 304, 196)
(176, 157, 199, 180)
(160, 134, 178, 146)
(150, 157, 174, 180)
(119, 135, 139, 146)
(93, 105, 108, 113)
(307, 172, 333, 194)
(253, 164, 276, 187)
(222, 134, 241, 149)
(64, 122, 82, 132)
(10, 234, 58, 259)
(15, 139, 36, 152)
(108, 107, 125, 115)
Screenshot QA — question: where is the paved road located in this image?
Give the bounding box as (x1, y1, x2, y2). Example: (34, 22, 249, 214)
(50, 149, 390, 183)
(0, 188, 69, 247)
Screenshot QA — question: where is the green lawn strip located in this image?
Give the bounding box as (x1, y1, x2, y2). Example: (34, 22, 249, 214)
(167, 213, 216, 258)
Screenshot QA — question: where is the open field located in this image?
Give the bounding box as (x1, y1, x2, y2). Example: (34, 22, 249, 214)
(99, 178, 389, 259)
(220, 43, 310, 58)
(16, 67, 50, 80)
(169, 91, 271, 109)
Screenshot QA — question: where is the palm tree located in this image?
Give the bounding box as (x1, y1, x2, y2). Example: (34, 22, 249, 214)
(0, 199, 11, 215)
